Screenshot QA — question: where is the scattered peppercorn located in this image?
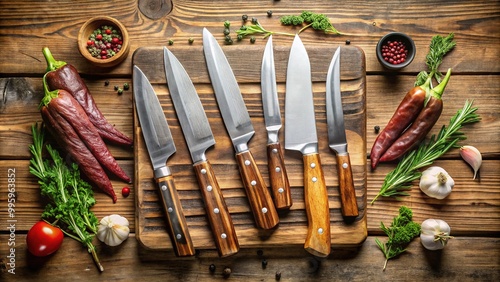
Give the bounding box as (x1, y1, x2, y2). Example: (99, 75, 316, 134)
(242, 15, 248, 22)
(374, 125, 380, 133)
(123, 83, 129, 90)
(224, 35, 233, 45)
(345, 39, 351, 45)
(251, 17, 258, 24)
(168, 39, 174, 46)
(104, 80, 109, 86)
(381, 40, 408, 65)
(275, 271, 282, 281)
(267, 10, 273, 17)
(222, 267, 231, 278)
(237, 34, 243, 41)
(209, 264, 216, 273)
(122, 186, 130, 197)
(224, 20, 231, 28)
(188, 37, 194, 44)
(114, 85, 119, 91)
(223, 28, 230, 35)
(117, 88, 123, 95)
(257, 249, 264, 256)
(250, 36, 256, 44)
(262, 259, 268, 269)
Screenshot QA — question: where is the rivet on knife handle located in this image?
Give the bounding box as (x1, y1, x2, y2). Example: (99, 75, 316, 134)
(267, 142, 292, 209)
(336, 153, 358, 217)
(193, 160, 240, 257)
(236, 150, 279, 229)
(303, 153, 331, 258)
(156, 174, 196, 257)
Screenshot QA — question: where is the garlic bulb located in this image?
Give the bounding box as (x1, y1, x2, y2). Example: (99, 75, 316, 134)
(419, 166, 454, 199)
(97, 214, 130, 246)
(420, 219, 453, 250)
(460, 145, 482, 179)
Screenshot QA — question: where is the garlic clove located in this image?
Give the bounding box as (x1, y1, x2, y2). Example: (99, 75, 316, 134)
(459, 145, 482, 179)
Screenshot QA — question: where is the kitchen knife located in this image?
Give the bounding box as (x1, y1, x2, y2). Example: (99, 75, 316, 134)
(284, 35, 331, 258)
(133, 65, 195, 257)
(261, 35, 292, 210)
(326, 47, 359, 218)
(163, 47, 239, 257)
(202, 28, 279, 230)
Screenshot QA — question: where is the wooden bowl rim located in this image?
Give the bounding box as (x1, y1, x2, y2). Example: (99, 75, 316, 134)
(77, 16, 130, 67)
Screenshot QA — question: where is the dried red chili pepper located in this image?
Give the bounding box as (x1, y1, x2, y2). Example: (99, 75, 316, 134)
(42, 47, 133, 146)
(44, 88, 131, 183)
(380, 69, 451, 162)
(370, 85, 428, 169)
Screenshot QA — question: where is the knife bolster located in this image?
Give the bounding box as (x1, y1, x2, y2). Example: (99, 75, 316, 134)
(154, 166, 171, 178)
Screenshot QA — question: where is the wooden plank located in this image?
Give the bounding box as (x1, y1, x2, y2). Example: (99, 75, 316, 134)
(0, 0, 499, 76)
(133, 45, 368, 250)
(1, 234, 499, 280)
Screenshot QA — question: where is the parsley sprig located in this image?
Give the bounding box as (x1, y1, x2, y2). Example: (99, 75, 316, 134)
(371, 100, 480, 204)
(29, 123, 103, 272)
(375, 206, 421, 271)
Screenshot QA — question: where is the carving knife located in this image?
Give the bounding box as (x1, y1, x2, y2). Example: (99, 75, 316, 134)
(163, 47, 239, 257)
(284, 35, 331, 258)
(326, 47, 359, 218)
(261, 35, 292, 210)
(202, 28, 279, 230)
(133, 65, 195, 257)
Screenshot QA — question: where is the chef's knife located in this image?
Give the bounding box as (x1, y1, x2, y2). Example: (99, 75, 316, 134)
(133, 65, 195, 257)
(261, 35, 292, 210)
(163, 47, 239, 257)
(284, 35, 331, 258)
(202, 28, 279, 230)
(326, 47, 359, 218)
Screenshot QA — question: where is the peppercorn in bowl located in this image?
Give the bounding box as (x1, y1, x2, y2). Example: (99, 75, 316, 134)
(78, 16, 130, 67)
(376, 32, 415, 70)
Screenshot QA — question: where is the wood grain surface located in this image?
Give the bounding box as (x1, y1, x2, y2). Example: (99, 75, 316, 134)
(0, 0, 499, 280)
(133, 45, 368, 251)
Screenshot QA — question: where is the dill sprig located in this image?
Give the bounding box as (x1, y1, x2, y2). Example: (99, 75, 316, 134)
(371, 100, 481, 204)
(415, 33, 456, 87)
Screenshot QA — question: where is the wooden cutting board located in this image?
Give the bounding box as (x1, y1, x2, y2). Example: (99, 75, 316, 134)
(132, 43, 367, 252)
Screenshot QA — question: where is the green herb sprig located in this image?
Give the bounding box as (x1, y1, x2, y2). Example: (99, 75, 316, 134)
(235, 19, 295, 40)
(29, 123, 103, 272)
(371, 100, 480, 204)
(375, 206, 421, 271)
(415, 33, 456, 87)
(281, 11, 342, 35)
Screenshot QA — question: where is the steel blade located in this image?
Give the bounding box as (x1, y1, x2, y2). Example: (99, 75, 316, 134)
(202, 28, 254, 153)
(163, 47, 215, 163)
(133, 65, 176, 171)
(284, 34, 318, 154)
(326, 47, 348, 154)
(261, 35, 281, 144)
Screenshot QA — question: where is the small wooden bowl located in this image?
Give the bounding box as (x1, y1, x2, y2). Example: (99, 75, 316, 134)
(376, 32, 416, 70)
(78, 16, 130, 68)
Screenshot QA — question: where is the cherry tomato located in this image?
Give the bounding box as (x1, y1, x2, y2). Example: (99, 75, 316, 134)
(26, 221, 64, 257)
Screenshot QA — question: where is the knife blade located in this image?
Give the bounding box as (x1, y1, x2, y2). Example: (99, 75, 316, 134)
(261, 35, 292, 210)
(133, 65, 195, 257)
(202, 28, 279, 230)
(163, 47, 239, 257)
(284, 35, 331, 258)
(326, 47, 359, 218)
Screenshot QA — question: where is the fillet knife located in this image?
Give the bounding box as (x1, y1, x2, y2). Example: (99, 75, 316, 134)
(326, 47, 359, 217)
(202, 28, 279, 230)
(163, 47, 239, 257)
(284, 35, 331, 258)
(261, 35, 292, 210)
(133, 65, 195, 256)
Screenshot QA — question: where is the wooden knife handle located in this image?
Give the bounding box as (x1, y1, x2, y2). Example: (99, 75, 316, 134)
(236, 150, 279, 229)
(303, 153, 331, 258)
(336, 153, 359, 217)
(267, 142, 293, 209)
(156, 175, 195, 257)
(193, 160, 240, 257)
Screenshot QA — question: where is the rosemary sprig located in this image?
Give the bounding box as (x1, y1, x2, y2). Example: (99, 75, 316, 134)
(371, 100, 480, 204)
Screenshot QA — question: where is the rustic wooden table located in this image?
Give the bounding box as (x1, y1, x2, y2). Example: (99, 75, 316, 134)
(1, 0, 499, 281)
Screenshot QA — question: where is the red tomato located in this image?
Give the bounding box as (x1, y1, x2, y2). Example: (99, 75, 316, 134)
(26, 221, 64, 257)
